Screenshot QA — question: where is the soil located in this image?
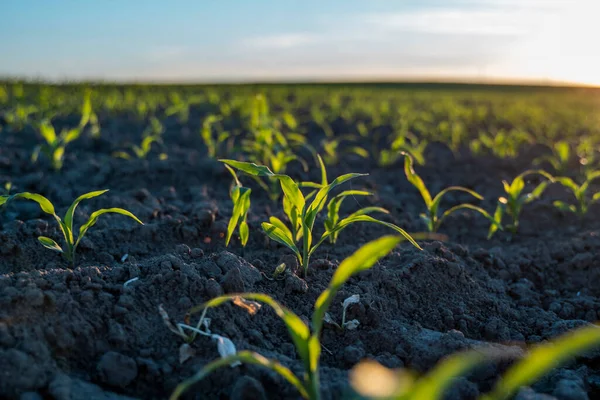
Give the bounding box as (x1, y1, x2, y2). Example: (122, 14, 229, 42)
(1, 111, 600, 400)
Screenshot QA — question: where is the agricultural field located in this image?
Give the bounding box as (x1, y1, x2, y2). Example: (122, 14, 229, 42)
(2, 81, 600, 399)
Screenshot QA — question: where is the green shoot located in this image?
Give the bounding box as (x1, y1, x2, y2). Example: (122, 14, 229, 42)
(200, 114, 230, 158)
(350, 324, 600, 400)
(221, 158, 420, 276)
(553, 171, 600, 216)
(32, 95, 91, 170)
(488, 170, 553, 237)
(379, 134, 428, 167)
(169, 235, 406, 400)
(224, 165, 251, 247)
(113, 135, 164, 160)
(534, 141, 571, 174)
(0, 190, 143, 266)
(403, 153, 496, 233)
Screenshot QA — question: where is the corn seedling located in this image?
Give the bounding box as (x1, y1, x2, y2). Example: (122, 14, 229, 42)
(488, 170, 553, 237)
(534, 141, 571, 174)
(32, 119, 83, 170)
(113, 135, 165, 160)
(379, 134, 428, 167)
(553, 171, 600, 216)
(169, 235, 408, 400)
(224, 165, 251, 247)
(143, 116, 165, 137)
(403, 153, 496, 233)
(221, 158, 420, 276)
(200, 114, 230, 158)
(32, 96, 91, 170)
(321, 136, 369, 166)
(0, 190, 143, 266)
(350, 324, 600, 400)
(3, 104, 37, 131)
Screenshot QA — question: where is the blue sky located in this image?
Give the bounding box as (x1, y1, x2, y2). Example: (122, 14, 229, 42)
(2, 0, 599, 84)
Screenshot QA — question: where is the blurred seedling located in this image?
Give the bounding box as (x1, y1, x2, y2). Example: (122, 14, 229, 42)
(221, 158, 420, 276)
(488, 170, 553, 238)
(169, 235, 407, 400)
(403, 153, 497, 233)
(113, 135, 166, 160)
(553, 171, 600, 216)
(534, 140, 571, 175)
(350, 324, 600, 400)
(200, 114, 231, 159)
(32, 95, 92, 170)
(0, 190, 143, 266)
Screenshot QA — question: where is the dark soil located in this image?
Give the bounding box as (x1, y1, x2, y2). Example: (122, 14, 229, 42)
(1, 114, 600, 400)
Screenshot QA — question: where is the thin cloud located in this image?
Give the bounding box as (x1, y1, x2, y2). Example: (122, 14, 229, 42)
(364, 8, 546, 36)
(241, 33, 319, 49)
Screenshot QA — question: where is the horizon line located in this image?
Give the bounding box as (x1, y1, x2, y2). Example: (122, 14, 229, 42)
(1, 75, 599, 89)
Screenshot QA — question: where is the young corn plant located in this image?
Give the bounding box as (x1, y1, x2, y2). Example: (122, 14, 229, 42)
(553, 171, 600, 216)
(0, 190, 143, 266)
(32, 94, 92, 170)
(221, 158, 420, 276)
(113, 135, 165, 160)
(403, 153, 495, 233)
(350, 324, 600, 400)
(200, 114, 230, 158)
(488, 170, 554, 238)
(32, 119, 84, 170)
(224, 165, 251, 247)
(379, 134, 428, 167)
(169, 235, 408, 400)
(534, 140, 571, 175)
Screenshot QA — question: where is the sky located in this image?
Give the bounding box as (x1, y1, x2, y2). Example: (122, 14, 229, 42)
(1, 0, 600, 85)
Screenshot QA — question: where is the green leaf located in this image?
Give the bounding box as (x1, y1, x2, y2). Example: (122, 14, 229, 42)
(317, 154, 328, 186)
(554, 141, 570, 162)
(403, 153, 432, 208)
(62, 127, 82, 144)
(488, 203, 504, 239)
(345, 206, 388, 218)
(524, 180, 550, 204)
(314, 214, 420, 256)
(437, 204, 498, 233)
(485, 325, 600, 400)
(268, 216, 294, 242)
(0, 195, 8, 207)
(9, 192, 56, 215)
(77, 208, 143, 247)
(38, 236, 63, 253)
(239, 221, 250, 246)
(220, 159, 275, 177)
(553, 200, 577, 213)
(312, 236, 403, 335)
(306, 173, 366, 227)
(592, 192, 600, 203)
(64, 190, 109, 238)
(262, 222, 301, 260)
(430, 186, 483, 218)
(554, 177, 579, 194)
(308, 334, 321, 375)
(169, 351, 308, 400)
(39, 120, 57, 144)
(226, 187, 251, 246)
(409, 350, 486, 399)
(224, 164, 242, 188)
